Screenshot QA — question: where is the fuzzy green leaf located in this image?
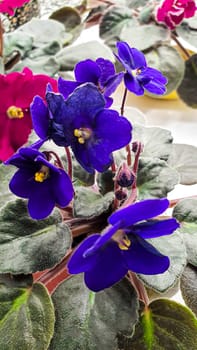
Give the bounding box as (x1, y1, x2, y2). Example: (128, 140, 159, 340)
(124, 299, 197, 349)
(133, 125, 173, 161)
(173, 198, 197, 266)
(138, 230, 186, 293)
(73, 187, 114, 218)
(55, 40, 114, 71)
(0, 275, 55, 350)
(50, 275, 139, 350)
(0, 164, 15, 208)
(0, 199, 72, 274)
(120, 24, 169, 51)
(176, 17, 197, 48)
(167, 143, 197, 185)
(137, 156, 180, 199)
(180, 264, 197, 317)
(99, 6, 133, 41)
(177, 54, 197, 108)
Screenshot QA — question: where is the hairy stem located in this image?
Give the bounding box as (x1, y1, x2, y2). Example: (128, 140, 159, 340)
(128, 271, 149, 307)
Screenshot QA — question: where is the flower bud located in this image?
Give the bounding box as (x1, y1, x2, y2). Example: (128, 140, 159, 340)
(116, 163, 135, 188)
(115, 188, 128, 201)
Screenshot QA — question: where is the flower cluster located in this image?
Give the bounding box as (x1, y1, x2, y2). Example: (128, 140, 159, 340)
(2, 40, 178, 293)
(155, 0, 196, 30)
(4, 42, 167, 218)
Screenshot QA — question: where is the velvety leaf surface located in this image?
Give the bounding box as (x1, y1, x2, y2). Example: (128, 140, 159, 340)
(173, 198, 197, 266)
(176, 17, 197, 48)
(0, 199, 72, 274)
(133, 125, 173, 161)
(120, 24, 169, 51)
(0, 164, 15, 208)
(0, 276, 55, 350)
(50, 275, 139, 350)
(177, 54, 197, 108)
(167, 143, 197, 185)
(137, 157, 180, 199)
(73, 187, 114, 218)
(138, 230, 186, 292)
(55, 40, 114, 70)
(180, 264, 197, 317)
(122, 299, 197, 349)
(145, 45, 185, 95)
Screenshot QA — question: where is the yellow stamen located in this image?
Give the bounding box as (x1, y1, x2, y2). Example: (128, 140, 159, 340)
(7, 106, 24, 119)
(78, 137, 85, 144)
(34, 165, 50, 182)
(112, 229, 131, 251)
(118, 237, 131, 251)
(74, 127, 92, 144)
(74, 129, 82, 137)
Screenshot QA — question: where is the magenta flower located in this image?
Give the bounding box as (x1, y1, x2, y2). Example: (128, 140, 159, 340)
(0, 68, 57, 162)
(0, 0, 31, 15)
(155, 0, 196, 30)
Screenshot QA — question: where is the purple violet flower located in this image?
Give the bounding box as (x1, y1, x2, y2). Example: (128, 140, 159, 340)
(5, 145, 74, 220)
(115, 41, 168, 96)
(58, 58, 123, 107)
(32, 83, 132, 174)
(68, 198, 180, 292)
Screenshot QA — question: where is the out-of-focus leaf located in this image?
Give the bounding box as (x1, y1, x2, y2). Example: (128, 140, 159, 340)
(177, 54, 197, 108)
(99, 6, 133, 41)
(176, 16, 197, 48)
(0, 199, 72, 274)
(17, 18, 68, 46)
(167, 143, 197, 185)
(8, 56, 60, 76)
(50, 6, 83, 43)
(55, 40, 114, 70)
(4, 31, 33, 58)
(145, 45, 185, 95)
(0, 275, 55, 350)
(120, 24, 169, 51)
(50, 275, 139, 350)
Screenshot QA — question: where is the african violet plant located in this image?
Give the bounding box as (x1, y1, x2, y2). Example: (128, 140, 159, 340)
(0, 1, 197, 350)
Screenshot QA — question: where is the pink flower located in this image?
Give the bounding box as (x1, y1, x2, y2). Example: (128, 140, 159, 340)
(155, 0, 196, 30)
(0, 0, 31, 16)
(0, 68, 57, 161)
